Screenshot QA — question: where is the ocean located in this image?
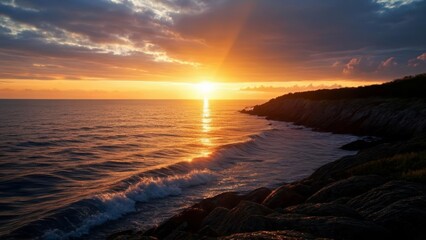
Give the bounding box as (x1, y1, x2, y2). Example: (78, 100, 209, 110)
(0, 99, 358, 239)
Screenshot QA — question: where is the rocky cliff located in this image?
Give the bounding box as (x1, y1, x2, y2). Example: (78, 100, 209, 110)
(244, 74, 426, 138)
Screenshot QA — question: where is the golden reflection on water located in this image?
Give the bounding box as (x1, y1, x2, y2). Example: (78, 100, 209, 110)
(202, 97, 211, 133)
(200, 97, 212, 157)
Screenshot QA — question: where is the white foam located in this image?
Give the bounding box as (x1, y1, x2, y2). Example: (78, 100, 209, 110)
(42, 169, 216, 240)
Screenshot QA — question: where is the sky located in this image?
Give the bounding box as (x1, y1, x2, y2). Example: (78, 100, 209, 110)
(0, 0, 425, 99)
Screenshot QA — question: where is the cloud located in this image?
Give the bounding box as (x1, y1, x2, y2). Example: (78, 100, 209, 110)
(0, 0, 425, 82)
(379, 57, 398, 69)
(343, 58, 361, 75)
(417, 53, 426, 61)
(375, 0, 421, 9)
(408, 52, 426, 67)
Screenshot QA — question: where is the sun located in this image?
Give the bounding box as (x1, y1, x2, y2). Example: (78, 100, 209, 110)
(197, 81, 216, 95)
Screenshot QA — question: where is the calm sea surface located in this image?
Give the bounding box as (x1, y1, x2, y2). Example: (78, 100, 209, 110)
(0, 100, 358, 239)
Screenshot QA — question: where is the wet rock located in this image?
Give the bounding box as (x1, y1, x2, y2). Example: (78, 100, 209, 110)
(219, 230, 323, 240)
(242, 187, 271, 204)
(307, 175, 387, 203)
(262, 185, 306, 209)
(285, 202, 362, 219)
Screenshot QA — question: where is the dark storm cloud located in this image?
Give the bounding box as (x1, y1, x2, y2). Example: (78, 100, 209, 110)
(173, 0, 426, 80)
(0, 0, 425, 81)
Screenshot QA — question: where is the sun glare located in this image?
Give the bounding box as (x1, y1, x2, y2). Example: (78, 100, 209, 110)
(197, 81, 216, 96)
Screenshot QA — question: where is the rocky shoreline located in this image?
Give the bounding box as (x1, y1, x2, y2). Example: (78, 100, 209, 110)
(109, 137, 426, 240)
(109, 75, 426, 240)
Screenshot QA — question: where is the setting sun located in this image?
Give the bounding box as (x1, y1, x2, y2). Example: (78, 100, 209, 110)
(197, 81, 216, 96)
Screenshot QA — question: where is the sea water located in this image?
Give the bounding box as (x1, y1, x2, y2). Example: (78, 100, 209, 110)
(0, 99, 358, 239)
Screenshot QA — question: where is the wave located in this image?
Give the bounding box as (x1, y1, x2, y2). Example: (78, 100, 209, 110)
(9, 124, 354, 239)
(41, 169, 216, 240)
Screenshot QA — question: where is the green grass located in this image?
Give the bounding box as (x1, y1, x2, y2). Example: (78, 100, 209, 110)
(347, 151, 426, 183)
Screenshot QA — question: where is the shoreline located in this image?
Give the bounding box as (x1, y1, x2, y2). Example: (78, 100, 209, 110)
(109, 136, 426, 240)
(109, 75, 426, 240)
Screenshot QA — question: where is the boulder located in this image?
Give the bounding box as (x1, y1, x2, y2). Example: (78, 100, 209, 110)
(285, 202, 362, 219)
(201, 207, 230, 231)
(262, 185, 306, 209)
(242, 187, 271, 204)
(307, 175, 386, 203)
(148, 207, 207, 238)
(212, 201, 273, 235)
(198, 225, 219, 237)
(193, 192, 242, 212)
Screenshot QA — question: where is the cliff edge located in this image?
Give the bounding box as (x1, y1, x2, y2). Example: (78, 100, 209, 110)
(244, 74, 426, 138)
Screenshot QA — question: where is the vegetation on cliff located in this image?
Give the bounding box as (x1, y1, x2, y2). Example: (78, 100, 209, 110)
(276, 73, 426, 101)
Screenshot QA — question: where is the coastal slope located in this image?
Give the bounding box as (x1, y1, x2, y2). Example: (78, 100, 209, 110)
(244, 74, 426, 138)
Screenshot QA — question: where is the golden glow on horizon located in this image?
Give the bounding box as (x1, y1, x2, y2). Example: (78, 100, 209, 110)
(0, 79, 385, 99)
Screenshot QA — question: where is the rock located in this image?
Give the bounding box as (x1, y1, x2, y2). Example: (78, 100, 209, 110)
(219, 230, 323, 240)
(149, 207, 207, 238)
(262, 185, 306, 209)
(242, 187, 271, 204)
(347, 181, 426, 216)
(285, 202, 362, 219)
(345, 181, 426, 239)
(309, 137, 426, 182)
(212, 201, 273, 235)
(367, 196, 426, 240)
(330, 197, 352, 204)
(236, 214, 390, 240)
(307, 175, 387, 203)
(198, 225, 219, 237)
(193, 192, 242, 212)
(201, 207, 230, 231)
(340, 138, 383, 151)
(163, 231, 206, 240)
(291, 183, 315, 197)
(245, 86, 426, 138)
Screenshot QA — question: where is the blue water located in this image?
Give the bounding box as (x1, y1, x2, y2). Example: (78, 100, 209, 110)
(0, 100, 358, 239)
